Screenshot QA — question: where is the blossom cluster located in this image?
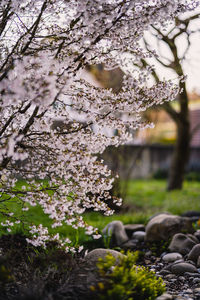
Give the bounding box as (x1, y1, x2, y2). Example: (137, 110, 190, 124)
(0, 0, 198, 250)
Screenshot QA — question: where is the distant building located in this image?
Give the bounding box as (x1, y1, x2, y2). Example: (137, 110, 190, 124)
(190, 109, 200, 146)
(136, 94, 200, 147)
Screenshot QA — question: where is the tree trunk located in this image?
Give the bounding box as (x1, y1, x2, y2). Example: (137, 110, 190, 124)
(167, 118, 190, 190)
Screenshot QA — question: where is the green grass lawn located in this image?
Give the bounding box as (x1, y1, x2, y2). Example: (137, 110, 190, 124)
(123, 179, 200, 215)
(0, 179, 200, 247)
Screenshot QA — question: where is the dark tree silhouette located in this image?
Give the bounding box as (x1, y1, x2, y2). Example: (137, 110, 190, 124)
(141, 11, 200, 190)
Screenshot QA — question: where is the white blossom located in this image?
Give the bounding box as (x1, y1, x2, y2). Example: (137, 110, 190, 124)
(0, 0, 198, 251)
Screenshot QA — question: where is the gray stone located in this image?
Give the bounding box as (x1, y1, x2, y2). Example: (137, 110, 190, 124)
(194, 230, 200, 242)
(169, 233, 197, 255)
(185, 272, 200, 277)
(121, 239, 137, 249)
(145, 213, 194, 242)
(171, 262, 198, 275)
(169, 279, 177, 283)
(188, 244, 200, 263)
(161, 252, 168, 258)
(197, 255, 200, 267)
(187, 259, 196, 266)
(193, 278, 200, 283)
(172, 259, 184, 264)
(185, 289, 193, 293)
(162, 259, 186, 273)
(150, 267, 156, 272)
(165, 274, 176, 279)
(159, 270, 171, 276)
(148, 212, 171, 221)
(132, 231, 146, 241)
(162, 253, 183, 263)
(124, 224, 145, 238)
(102, 221, 129, 246)
(84, 248, 124, 265)
(155, 293, 173, 300)
(145, 250, 152, 257)
(162, 264, 173, 272)
(178, 276, 185, 282)
(187, 234, 199, 244)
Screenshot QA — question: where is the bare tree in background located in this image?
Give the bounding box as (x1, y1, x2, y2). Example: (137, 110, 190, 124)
(141, 11, 200, 190)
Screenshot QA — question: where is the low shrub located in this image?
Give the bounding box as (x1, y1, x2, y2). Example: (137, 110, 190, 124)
(92, 251, 165, 300)
(153, 168, 168, 180)
(147, 240, 170, 257)
(185, 172, 200, 182)
(0, 259, 13, 284)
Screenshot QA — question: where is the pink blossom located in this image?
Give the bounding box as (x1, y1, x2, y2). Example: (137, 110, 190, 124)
(0, 0, 198, 251)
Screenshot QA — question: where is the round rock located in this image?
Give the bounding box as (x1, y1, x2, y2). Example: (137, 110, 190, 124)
(145, 213, 194, 242)
(102, 221, 129, 246)
(155, 293, 173, 300)
(188, 244, 200, 263)
(187, 234, 199, 244)
(84, 248, 124, 265)
(132, 231, 146, 241)
(194, 230, 200, 242)
(162, 253, 183, 263)
(124, 224, 145, 238)
(193, 278, 200, 283)
(197, 256, 200, 267)
(168, 233, 197, 255)
(171, 262, 198, 275)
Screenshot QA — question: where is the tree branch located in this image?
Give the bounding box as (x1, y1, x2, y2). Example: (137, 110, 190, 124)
(21, 0, 48, 54)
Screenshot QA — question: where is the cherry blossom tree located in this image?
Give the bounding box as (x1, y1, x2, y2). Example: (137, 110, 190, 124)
(0, 0, 198, 250)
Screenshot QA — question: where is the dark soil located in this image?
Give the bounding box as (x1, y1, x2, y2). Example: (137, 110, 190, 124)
(0, 234, 99, 300)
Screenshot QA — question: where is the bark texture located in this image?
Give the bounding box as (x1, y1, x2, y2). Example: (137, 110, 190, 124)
(167, 117, 190, 190)
(167, 82, 190, 190)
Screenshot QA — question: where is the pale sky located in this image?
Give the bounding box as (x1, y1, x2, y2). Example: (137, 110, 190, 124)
(143, 9, 200, 93)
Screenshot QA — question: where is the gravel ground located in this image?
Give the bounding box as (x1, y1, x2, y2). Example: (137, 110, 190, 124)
(1, 234, 200, 300)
